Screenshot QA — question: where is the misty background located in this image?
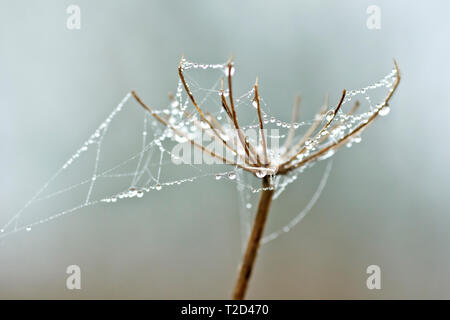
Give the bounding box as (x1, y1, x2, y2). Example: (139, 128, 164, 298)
(1, 0, 449, 299)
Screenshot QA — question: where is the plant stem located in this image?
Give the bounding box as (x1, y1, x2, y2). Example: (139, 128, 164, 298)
(232, 176, 274, 300)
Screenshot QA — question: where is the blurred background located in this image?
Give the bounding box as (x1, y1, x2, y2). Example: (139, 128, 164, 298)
(1, 0, 449, 299)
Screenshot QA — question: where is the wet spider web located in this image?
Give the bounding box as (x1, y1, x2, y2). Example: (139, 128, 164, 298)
(0, 58, 397, 246)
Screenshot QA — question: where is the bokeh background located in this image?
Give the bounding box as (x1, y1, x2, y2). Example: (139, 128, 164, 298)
(1, 0, 449, 299)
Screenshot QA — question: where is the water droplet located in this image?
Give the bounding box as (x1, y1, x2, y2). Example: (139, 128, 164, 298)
(252, 101, 258, 108)
(155, 184, 162, 191)
(305, 138, 312, 146)
(0, 229, 4, 233)
(129, 187, 137, 197)
(246, 203, 252, 209)
(379, 106, 390, 116)
(353, 135, 362, 143)
(174, 135, 188, 143)
(26, 226, 31, 232)
(228, 172, 236, 180)
(319, 149, 335, 160)
(224, 66, 235, 76)
(215, 174, 222, 180)
(325, 110, 335, 121)
(137, 190, 144, 198)
(256, 169, 267, 178)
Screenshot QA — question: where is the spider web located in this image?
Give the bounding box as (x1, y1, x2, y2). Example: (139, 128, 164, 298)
(0, 58, 398, 246)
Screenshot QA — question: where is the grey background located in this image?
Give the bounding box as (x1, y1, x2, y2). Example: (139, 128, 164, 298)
(1, 0, 449, 299)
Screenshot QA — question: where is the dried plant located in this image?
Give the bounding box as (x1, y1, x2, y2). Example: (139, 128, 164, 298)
(131, 56, 401, 300)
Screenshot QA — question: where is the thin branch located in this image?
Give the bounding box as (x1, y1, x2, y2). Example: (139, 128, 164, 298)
(316, 100, 360, 144)
(254, 78, 268, 166)
(220, 78, 233, 120)
(226, 59, 260, 166)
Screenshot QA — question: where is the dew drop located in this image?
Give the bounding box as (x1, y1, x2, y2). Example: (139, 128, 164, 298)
(256, 169, 267, 178)
(379, 106, 390, 116)
(174, 135, 188, 143)
(246, 203, 252, 209)
(252, 101, 258, 108)
(319, 149, 335, 160)
(224, 66, 235, 76)
(325, 110, 335, 121)
(200, 121, 209, 129)
(137, 190, 144, 198)
(215, 174, 222, 180)
(128, 187, 137, 197)
(155, 184, 162, 191)
(228, 172, 236, 180)
(26, 226, 31, 232)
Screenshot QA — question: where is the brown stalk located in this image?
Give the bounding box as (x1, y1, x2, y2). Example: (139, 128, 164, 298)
(232, 176, 274, 300)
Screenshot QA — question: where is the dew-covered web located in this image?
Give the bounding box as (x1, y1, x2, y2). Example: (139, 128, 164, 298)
(0, 58, 398, 246)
